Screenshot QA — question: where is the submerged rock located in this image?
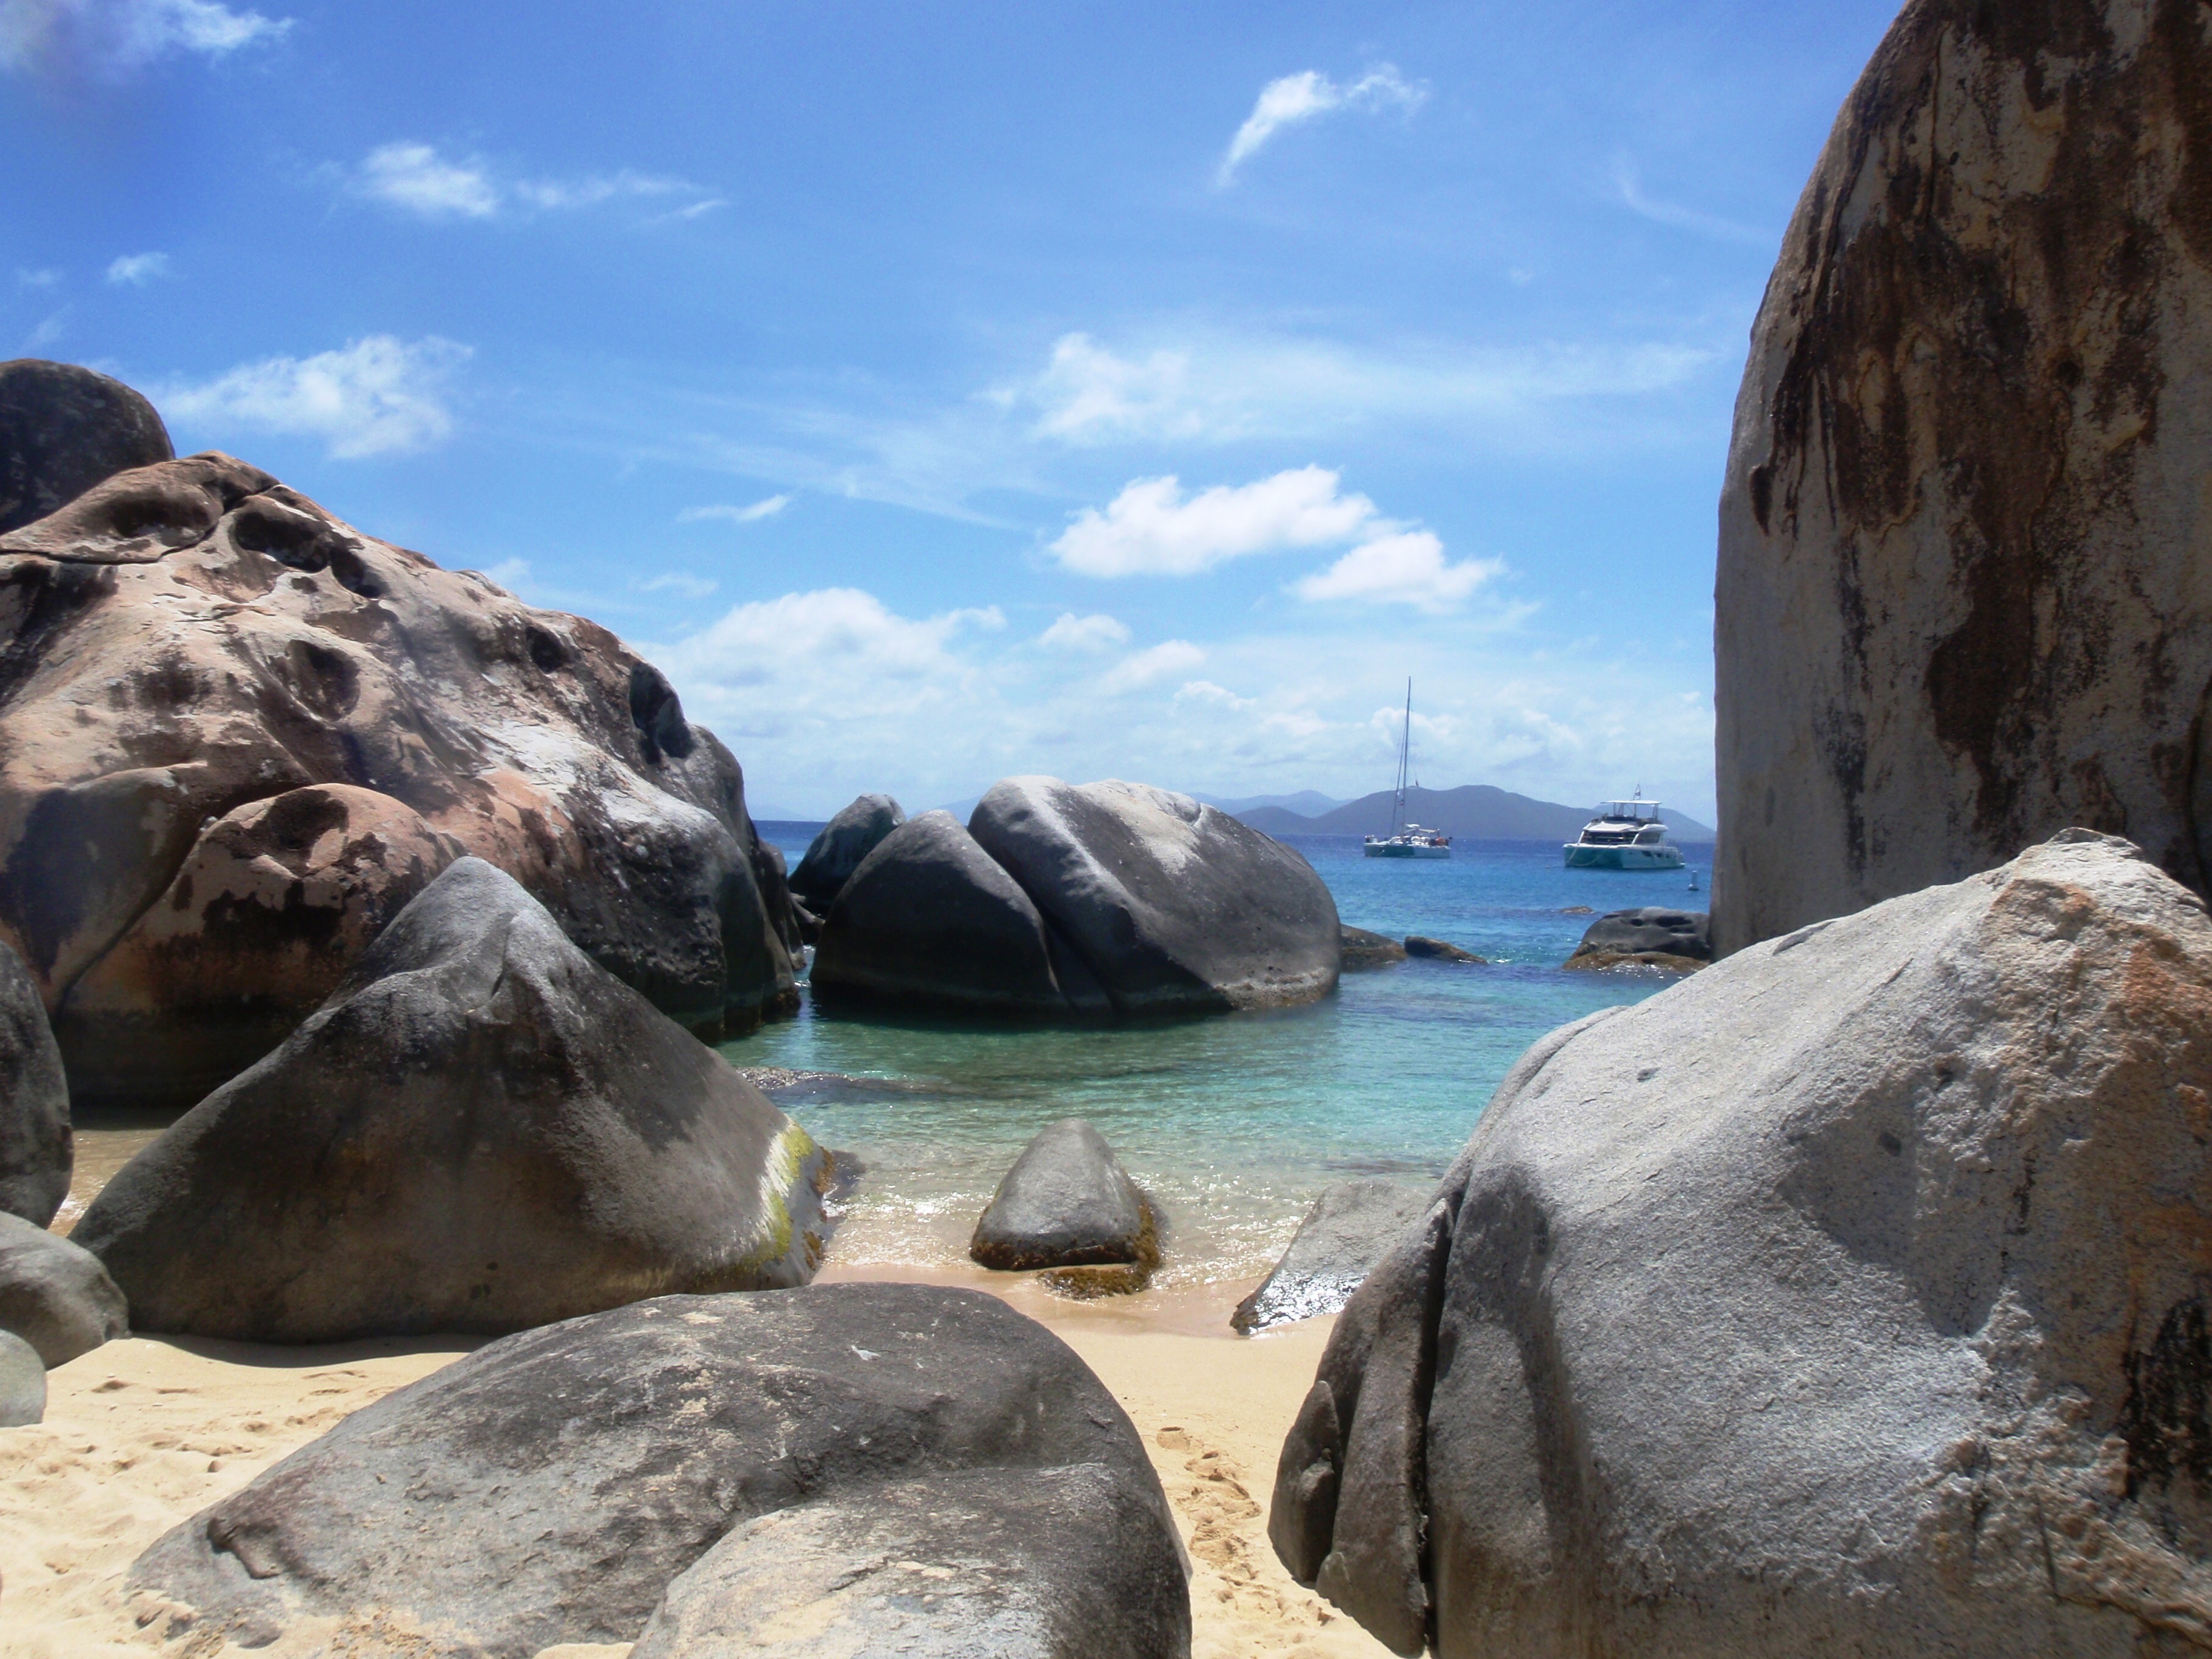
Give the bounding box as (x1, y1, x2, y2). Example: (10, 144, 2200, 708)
(0, 1210, 126, 1366)
(1339, 927, 1407, 970)
(0, 446, 797, 1113)
(1403, 936, 1483, 964)
(73, 859, 828, 1342)
(789, 793, 905, 910)
(1232, 1181, 1433, 1335)
(0, 935, 68, 1226)
(971, 1119, 1157, 1285)
(129, 1283, 1186, 1657)
(0, 358, 173, 535)
(0, 1328, 42, 1426)
(1273, 831, 2212, 1655)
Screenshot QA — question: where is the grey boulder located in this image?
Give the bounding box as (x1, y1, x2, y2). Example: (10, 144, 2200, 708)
(1340, 927, 1407, 970)
(73, 857, 829, 1342)
(971, 1119, 1158, 1281)
(0, 1327, 42, 1426)
(129, 1282, 1187, 1658)
(789, 793, 905, 909)
(1567, 906, 1711, 962)
(0, 1210, 126, 1365)
(0, 934, 69, 1225)
(0, 358, 173, 534)
(1232, 1181, 1433, 1335)
(1403, 936, 1483, 964)
(812, 812, 1099, 1016)
(970, 777, 1340, 1014)
(1273, 831, 2212, 1655)
(631, 1463, 1191, 1658)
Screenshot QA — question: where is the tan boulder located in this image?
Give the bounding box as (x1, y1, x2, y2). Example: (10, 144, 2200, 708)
(1714, 0, 2212, 954)
(0, 451, 799, 1110)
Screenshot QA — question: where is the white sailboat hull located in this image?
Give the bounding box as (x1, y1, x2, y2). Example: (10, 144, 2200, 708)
(1364, 840, 1450, 859)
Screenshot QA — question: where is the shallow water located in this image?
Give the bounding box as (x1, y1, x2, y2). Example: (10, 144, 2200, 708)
(737, 829, 1710, 1285)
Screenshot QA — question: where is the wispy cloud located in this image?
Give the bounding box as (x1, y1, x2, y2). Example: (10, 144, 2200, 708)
(24, 310, 65, 349)
(16, 267, 61, 289)
(1292, 531, 1504, 614)
(641, 572, 719, 600)
(104, 250, 169, 286)
(156, 334, 471, 458)
(1098, 639, 1205, 695)
(1050, 466, 1378, 577)
(1612, 157, 1772, 247)
(0, 0, 290, 76)
(350, 141, 715, 224)
(1218, 65, 1426, 186)
(481, 557, 531, 594)
(1037, 612, 1130, 653)
(677, 494, 791, 525)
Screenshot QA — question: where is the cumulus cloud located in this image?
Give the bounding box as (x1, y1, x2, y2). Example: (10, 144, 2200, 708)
(0, 0, 289, 75)
(158, 334, 471, 458)
(1051, 466, 1378, 577)
(678, 494, 791, 525)
(1175, 679, 1255, 711)
(1037, 612, 1130, 652)
(351, 141, 711, 223)
(1293, 531, 1504, 613)
(104, 250, 169, 285)
(1218, 65, 1426, 185)
(1099, 640, 1205, 694)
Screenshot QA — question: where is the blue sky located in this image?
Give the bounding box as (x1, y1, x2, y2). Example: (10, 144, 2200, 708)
(2, 0, 1898, 820)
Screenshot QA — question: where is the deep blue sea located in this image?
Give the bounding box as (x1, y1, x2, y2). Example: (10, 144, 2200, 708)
(728, 828, 1711, 1287)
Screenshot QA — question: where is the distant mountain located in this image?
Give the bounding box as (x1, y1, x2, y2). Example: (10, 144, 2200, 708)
(1239, 785, 1715, 844)
(1193, 789, 1349, 817)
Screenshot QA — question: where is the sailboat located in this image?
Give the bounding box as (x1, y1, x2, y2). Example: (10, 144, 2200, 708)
(1362, 680, 1452, 859)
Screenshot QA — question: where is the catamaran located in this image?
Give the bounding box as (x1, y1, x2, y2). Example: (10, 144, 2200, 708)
(1363, 680, 1452, 859)
(1563, 792, 1684, 870)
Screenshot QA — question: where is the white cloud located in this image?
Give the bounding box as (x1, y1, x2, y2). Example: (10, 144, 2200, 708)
(1612, 157, 1771, 247)
(678, 494, 791, 525)
(104, 250, 169, 286)
(158, 334, 471, 459)
(480, 557, 531, 594)
(1025, 334, 1196, 442)
(1037, 612, 1130, 652)
(511, 170, 694, 212)
(1175, 679, 1255, 711)
(1293, 531, 1504, 613)
(1051, 466, 1378, 577)
(16, 267, 60, 289)
(1099, 640, 1205, 694)
(350, 141, 713, 223)
(24, 310, 65, 349)
(1218, 65, 1426, 185)
(0, 0, 289, 74)
(641, 572, 719, 600)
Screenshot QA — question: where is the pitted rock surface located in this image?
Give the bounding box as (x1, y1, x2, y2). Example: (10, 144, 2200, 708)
(1273, 831, 2212, 1655)
(1715, 0, 2212, 952)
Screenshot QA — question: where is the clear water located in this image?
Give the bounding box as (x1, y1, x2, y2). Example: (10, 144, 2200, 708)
(732, 829, 1709, 1286)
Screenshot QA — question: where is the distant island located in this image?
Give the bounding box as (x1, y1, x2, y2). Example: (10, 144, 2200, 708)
(1234, 784, 1716, 845)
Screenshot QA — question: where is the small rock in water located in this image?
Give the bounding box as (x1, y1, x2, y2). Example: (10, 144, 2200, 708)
(971, 1119, 1159, 1290)
(0, 1327, 42, 1426)
(0, 1211, 127, 1366)
(1404, 935, 1484, 964)
(1232, 1180, 1433, 1334)
(1561, 949, 1707, 974)
(1559, 905, 1595, 914)
(1339, 926, 1408, 970)
(1569, 907, 1711, 962)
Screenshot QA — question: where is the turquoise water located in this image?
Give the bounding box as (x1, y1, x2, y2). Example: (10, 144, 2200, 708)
(728, 830, 1710, 1285)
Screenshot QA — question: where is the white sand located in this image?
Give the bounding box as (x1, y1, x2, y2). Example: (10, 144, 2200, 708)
(0, 1274, 1384, 1659)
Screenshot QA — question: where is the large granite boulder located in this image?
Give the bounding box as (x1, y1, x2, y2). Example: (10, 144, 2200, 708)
(0, 447, 798, 1111)
(129, 1284, 1187, 1657)
(789, 793, 903, 910)
(1715, 1, 2212, 954)
(72, 858, 829, 1342)
(812, 811, 1097, 1016)
(1272, 831, 2212, 1655)
(631, 1464, 1191, 1658)
(1231, 1180, 1432, 1335)
(0, 934, 68, 1225)
(0, 359, 173, 534)
(970, 1118, 1156, 1277)
(968, 777, 1340, 1014)
(0, 1209, 126, 1366)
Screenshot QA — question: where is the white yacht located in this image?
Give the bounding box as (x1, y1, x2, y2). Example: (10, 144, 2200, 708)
(1563, 794, 1684, 870)
(1364, 680, 1452, 860)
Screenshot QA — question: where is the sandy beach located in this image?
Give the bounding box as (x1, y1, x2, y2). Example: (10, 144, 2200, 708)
(0, 1261, 1384, 1659)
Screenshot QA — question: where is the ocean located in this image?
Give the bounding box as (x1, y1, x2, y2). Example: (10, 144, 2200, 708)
(736, 827, 1709, 1290)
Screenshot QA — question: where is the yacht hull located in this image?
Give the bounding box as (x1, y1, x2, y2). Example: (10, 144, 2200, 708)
(1364, 842, 1451, 859)
(1564, 843, 1684, 871)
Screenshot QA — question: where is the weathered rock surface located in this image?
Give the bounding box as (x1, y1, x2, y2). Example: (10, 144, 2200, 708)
(0, 1210, 126, 1366)
(1340, 927, 1407, 970)
(1403, 936, 1483, 965)
(0, 448, 797, 1111)
(813, 812, 1085, 1015)
(971, 1119, 1156, 1278)
(0, 359, 173, 535)
(129, 1283, 1185, 1657)
(73, 858, 828, 1342)
(1558, 949, 1706, 975)
(1231, 1181, 1433, 1336)
(1273, 831, 2212, 1655)
(0, 1327, 42, 1426)
(789, 793, 904, 910)
(969, 777, 1341, 1014)
(1714, 0, 2212, 953)
(0, 933, 68, 1225)
(631, 1464, 1191, 1658)
(1567, 906, 1711, 962)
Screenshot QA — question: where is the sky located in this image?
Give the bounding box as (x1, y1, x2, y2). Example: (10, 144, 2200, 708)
(0, 0, 1902, 821)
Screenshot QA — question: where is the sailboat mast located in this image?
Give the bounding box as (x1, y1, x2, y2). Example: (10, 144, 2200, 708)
(1394, 679, 1412, 834)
